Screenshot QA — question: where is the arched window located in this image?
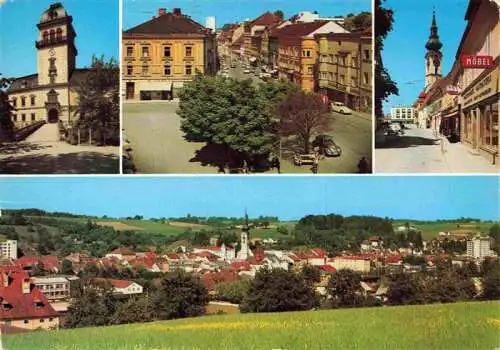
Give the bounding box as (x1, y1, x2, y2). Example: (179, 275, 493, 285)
(56, 28, 62, 40)
(43, 31, 49, 41)
(50, 29, 55, 41)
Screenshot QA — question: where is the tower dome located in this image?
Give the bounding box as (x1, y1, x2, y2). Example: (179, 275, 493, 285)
(425, 10, 443, 51)
(40, 3, 68, 23)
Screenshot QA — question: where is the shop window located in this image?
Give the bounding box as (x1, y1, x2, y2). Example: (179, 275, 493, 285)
(482, 102, 499, 148)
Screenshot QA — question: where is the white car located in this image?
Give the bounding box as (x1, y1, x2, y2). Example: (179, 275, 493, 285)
(243, 69, 251, 74)
(331, 101, 352, 115)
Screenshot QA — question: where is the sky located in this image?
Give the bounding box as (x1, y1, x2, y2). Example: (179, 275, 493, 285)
(381, 0, 469, 114)
(0, 176, 498, 221)
(123, 0, 371, 30)
(0, 0, 119, 78)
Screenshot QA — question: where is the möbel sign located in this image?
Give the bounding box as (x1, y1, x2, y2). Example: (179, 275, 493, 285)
(461, 55, 494, 69)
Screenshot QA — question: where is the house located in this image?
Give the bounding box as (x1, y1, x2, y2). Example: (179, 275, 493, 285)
(93, 278, 143, 296)
(105, 247, 136, 261)
(31, 276, 75, 301)
(328, 255, 371, 273)
(0, 269, 59, 330)
(15, 256, 60, 273)
(200, 270, 239, 292)
(193, 244, 236, 261)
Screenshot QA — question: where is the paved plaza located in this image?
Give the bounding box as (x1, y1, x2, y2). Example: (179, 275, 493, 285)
(375, 127, 500, 173)
(0, 124, 120, 174)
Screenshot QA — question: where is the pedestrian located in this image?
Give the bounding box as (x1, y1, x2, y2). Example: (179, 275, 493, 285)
(242, 159, 248, 174)
(311, 157, 319, 174)
(357, 156, 369, 174)
(273, 156, 281, 174)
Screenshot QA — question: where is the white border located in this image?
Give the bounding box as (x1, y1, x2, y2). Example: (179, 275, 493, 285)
(119, 0, 124, 174)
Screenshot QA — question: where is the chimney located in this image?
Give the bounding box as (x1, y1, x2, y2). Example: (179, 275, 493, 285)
(173, 8, 181, 16)
(158, 8, 166, 16)
(22, 278, 31, 294)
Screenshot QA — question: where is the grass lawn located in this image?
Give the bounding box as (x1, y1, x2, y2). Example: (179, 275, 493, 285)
(4, 301, 500, 350)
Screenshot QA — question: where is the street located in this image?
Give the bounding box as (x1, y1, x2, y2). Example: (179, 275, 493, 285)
(123, 59, 372, 174)
(375, 127, 500, 173)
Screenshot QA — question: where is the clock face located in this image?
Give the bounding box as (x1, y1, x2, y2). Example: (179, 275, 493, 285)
(49, 49, 55, 57)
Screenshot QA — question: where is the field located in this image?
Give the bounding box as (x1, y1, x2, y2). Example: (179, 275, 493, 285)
(393, 221, 495, 240)
(4, 301, 500, 350)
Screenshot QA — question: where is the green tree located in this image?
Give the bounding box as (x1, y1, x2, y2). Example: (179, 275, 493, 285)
(327, 269, 363, 307)
(74, 55, 119, 146)
(240, 268, 317, 313)
(300, 265, 321, 286)
(64, 279, 115, 328)
(61, 259, 74, 275)
(388, 273, 424, 305)
(0, 75, 15, 142)
(277, 90, 331, 153)
(482, 266, 500, 300)
(489, 223, 500, 253)
(110, 296, 155, 325)
(151, 271, 209, 320)
(273, 10, 284, 20)
(214, 279, 251, 304)
(374, 0, 398, 121)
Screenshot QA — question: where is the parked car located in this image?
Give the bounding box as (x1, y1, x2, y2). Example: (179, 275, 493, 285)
(312, 134, 342, 157)
(243, 69, 251, 74)
(293, 153, 317, 166)
(331, 101, 352, 115)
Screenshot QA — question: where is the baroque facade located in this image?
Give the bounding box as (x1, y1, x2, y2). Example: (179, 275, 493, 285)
(122, 8, 217, 100)
(7, 3, 89, 130)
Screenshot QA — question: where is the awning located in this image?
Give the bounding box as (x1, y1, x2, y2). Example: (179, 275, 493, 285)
(139, 81, 172, 91)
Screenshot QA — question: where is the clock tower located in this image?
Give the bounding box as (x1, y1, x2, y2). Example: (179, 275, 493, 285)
(36, 3, 77, 86)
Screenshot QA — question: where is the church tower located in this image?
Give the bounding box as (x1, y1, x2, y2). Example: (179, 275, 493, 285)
(36, 3, 77, 86)
(424, 10, 443, 91)
(236, 211, 253, 260)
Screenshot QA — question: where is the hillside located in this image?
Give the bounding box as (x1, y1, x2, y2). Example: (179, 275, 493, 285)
(393, 221, 494, 240)
(4, 301, 500, 350)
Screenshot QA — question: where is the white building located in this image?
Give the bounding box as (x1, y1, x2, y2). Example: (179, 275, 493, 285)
(328, 256, 371, 273)
(466, 236, 495, 261)
(390, 107, 418, 124)
(294, 11, 344, 24)
(0, 239, 17, 260)
(32, 276, 73, 301)
(108, 279, 143, 295)
(193, 244, 236, 261)
(206, 16, 216, 31)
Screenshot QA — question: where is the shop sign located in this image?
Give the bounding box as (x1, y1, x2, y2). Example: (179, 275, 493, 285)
(462, 68, 498, 109)
(461, 55, 494, 69)
(446, 85, 461, 95)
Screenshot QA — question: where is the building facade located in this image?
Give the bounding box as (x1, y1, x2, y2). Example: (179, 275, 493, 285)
(122, 8, 217, 100)
(466, 236, 495, 260)
(316, 28, 371, 110)
(0, 240, 17, 260)
(271, 21, 349, 92)
(31, 276, 71, 301)
(7, 3, 88, 131)
(328, 256, 371, 273)
(457, 0, 499, 162)
(390, 107, 418, 123)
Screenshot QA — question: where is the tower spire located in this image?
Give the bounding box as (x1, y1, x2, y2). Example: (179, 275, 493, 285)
(425, 9, 442, 52)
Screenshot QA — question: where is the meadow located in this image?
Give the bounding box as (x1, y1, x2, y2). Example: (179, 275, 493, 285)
(4, 301, 500, 350)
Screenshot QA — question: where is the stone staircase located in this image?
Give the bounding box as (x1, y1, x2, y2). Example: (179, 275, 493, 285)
(24, 123, 60, 142)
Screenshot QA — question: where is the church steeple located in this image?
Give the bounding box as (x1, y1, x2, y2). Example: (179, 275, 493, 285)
(425, 10, 443, 52)
(424, 8, 443, 91)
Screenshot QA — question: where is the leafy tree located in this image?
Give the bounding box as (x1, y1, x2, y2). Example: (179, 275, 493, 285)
(277, 90, 331, 153)
(482, 265, 500, 300)
(273, 10, 284, 20)
(0, 75, 15, 142)
(426, 270, 475, 303)
(489, 223, 500, 253)
(300, 265, 321, 286)
(327, 269, 363, 307)
(240, 268, 317, 313)
(110, 296, 155, 325)
(61, 259, 74, 275)
(151, 271, 209, 320)
(214, 279, 251, 304)
(374, 0, 398, 121)
(74, 55, 119, 146)
(388, 273, 424, 305)
(64, 279, 115, 328)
